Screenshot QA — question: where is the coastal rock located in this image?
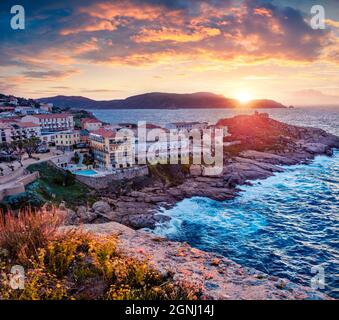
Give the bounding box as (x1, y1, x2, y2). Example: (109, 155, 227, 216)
(61, 222, 330, 300)
(126, 214, 158, 229)
(77, 206, 98, 223)
(239, 150, 296, 165)
(302, 143, 332, 155)
(190, 165, 202, 176)
(148, 195, 170, 203)
(92, 201, 111, 214)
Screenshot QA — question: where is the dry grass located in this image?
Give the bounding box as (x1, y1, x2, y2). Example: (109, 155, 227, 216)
(0, 208, 202, 300)
(0, 208, 64, 265)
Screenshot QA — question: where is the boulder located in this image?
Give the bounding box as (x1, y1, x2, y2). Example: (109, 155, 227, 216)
(190, 165, 202, 176)
(92, 201, 111, 214)
(302, 143, 331, 155)
(127, 214, 158, 229)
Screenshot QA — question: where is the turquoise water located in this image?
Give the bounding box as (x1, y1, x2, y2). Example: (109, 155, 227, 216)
(152, 151, 339, 298)
(73, 169, 98, 176)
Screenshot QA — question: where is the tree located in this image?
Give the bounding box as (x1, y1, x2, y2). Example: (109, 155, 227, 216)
(11, 140, 25, 166)
(0, 142, 15, 157)
(82, 153, 94, 168)
(22, 137, 41, 158)
(71, 152, 80, 164)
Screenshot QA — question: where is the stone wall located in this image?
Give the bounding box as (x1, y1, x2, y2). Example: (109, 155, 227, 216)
(0, 168, 25, 184)
(0, 171, 39, 201)
(75, 166, 149, 189)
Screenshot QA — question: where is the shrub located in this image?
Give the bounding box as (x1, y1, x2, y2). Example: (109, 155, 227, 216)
(0, 208, 202, 300)
(0, 209, 63, 265)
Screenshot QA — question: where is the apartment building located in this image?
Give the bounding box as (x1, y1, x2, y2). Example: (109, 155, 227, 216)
(166, 121, 208, 131)
(81, 118, 103, 131)
(89, 128, 134, 169)
(0, 120, 41, 143)
(21, 113, 74, 132)
(55, 131, 80, 151)
(39, 103, 53, 112)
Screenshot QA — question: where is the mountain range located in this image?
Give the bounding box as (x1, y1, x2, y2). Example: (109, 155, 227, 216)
(37, 92, 287, 109)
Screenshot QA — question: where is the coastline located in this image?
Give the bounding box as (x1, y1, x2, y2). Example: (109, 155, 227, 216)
(57, 114, 339, 300)
(64, 114, 339, 230)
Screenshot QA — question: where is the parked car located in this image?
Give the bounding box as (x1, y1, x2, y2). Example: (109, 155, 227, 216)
(36, 147, 50, 153)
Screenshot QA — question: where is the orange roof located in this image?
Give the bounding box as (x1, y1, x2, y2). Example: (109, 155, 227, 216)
(90, 128, 117, 138)
(82, 118, 102, 124)
(31, 113, 72, 119)
(17, 122, 40, 128)
(0, 117, 20, 123)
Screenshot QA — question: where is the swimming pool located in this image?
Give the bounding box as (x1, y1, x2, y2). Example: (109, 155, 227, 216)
(73, 169, 98, 176)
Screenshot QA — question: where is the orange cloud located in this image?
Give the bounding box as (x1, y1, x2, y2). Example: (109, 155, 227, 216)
(60, 20, 118, 35)
(78, 1, 162, 21)
(325, 19, 339, 28)
(132, 26, 221, 43)
(254, 8, 273, 17)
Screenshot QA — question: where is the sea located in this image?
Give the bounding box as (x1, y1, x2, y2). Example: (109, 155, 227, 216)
(91, 107, 339, 298)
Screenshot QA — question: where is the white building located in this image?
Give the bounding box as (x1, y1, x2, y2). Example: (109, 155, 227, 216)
(0, 120, 41, 143)
(39, 103, 53, 112)
(8, 97, 18, 106)
(166, 121, 208, 131)
(81, 118, 103, 131)
(21, 113, 74, 132)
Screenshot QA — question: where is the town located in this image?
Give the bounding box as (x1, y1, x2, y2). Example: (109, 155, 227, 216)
(0, 94, 230, 200)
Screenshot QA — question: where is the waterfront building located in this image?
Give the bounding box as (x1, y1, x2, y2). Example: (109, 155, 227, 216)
(21, 113, 74, 132)
(89, 128, 134, 169)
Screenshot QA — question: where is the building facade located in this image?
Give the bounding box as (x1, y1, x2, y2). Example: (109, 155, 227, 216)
(55, 131, 80, 151)
(0, 120, 41, 143)
(166, 121, 208, 131)
(89, 128, 134, 169)
(21, 113, 74, 132)
(81, 118, 102, 131)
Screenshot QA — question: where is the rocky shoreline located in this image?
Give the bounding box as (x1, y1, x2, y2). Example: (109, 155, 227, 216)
(64, 221, 330, 300)
(63, 115, 339, 230)
(59, 114, 339, 300)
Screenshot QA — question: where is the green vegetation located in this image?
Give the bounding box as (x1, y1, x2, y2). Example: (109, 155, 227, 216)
(82, 153, 94, 168)
(71, 152, 80, 164)
(148, 163, 190, 186)
(0, 210, 201, 300)
(69, 109, 94, 129)
(26, 162, 98, 207)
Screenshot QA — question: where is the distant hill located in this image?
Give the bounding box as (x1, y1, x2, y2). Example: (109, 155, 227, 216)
(37, 92, 287, 110)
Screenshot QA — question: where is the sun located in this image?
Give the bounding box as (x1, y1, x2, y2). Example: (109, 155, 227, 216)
(236, 91, 252, 104)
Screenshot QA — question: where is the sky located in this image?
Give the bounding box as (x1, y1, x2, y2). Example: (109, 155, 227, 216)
(0, 0, 338, 106)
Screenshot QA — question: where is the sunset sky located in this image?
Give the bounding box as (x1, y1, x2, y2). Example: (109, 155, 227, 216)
(0, 0, 338, 106)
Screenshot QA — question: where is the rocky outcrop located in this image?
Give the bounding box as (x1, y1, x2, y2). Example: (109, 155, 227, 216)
(62, 115, 339, 231)
(62, 222, 329, 300)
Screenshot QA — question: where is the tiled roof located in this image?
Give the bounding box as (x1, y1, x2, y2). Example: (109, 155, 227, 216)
(16, 122, 40, 128)
(31, 113, 72, 119)
(90, 128, 117, 138)
(82, 118, 101, 124)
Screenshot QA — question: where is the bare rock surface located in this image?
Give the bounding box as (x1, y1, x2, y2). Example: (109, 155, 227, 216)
(62, 222, 330, 300)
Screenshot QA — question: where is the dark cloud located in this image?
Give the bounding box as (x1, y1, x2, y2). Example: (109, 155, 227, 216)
(22, 69, 79, 79)
(0, 0, 337, 77)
